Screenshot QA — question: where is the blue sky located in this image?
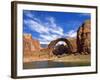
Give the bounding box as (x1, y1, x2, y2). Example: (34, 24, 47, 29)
(23, 10, 90, 44)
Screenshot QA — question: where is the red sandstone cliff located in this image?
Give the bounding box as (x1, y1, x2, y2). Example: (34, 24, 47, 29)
(77, 20, 91, 54)
(68, 38, 77, 52)
(23, 34, 41, 53)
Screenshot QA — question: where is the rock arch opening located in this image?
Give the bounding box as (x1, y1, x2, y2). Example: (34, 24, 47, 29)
(48, 38, 73, 55)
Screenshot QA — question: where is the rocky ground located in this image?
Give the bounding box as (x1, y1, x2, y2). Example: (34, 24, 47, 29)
(23, 52, 90, 69)
(23, 51, 90, 63)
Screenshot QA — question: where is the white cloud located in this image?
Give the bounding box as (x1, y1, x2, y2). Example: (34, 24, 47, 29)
(49, 26, 63, 36)
(39, 34, 61, 43)
(66, 30, 77, 38)
(40, 35, 54, 41)
(24, 12, 78, 44)
(24, 16, 64, 35)
(47, 17, 55, 24)
(45, 17, 64, 36)
(39, 30, 77, 44)
(24, 11, 34, 18)
(24, 15, 65, 44)
(24, 19, 49, 34)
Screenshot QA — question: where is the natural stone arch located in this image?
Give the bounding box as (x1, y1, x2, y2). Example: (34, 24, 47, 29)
(48, 38, 73, 56)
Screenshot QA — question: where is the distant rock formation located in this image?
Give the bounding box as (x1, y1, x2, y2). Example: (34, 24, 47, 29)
(77, 20, 91, 54)
(23, 34, 41, 53)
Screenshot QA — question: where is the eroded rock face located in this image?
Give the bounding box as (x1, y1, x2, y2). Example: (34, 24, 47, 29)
(23, 34, 41, 53)
(77, 20, 91, 54)
(67, 38, 77, 52)
(23, 34, 32, 53)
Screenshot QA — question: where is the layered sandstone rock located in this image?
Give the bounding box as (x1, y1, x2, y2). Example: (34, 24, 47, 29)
(23, 34, 32, 53)
(77, 20, 91, 54)
(23, 34, 41, 54)
(68, 38, 77, 52)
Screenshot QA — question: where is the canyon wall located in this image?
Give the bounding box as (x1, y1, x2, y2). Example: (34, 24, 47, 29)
(77, 20, 91, 54)
(23, 34, 41, 54)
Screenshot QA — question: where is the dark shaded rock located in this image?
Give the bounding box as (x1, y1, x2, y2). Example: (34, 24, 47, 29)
(77, 20, 91, 54)
(52, 44, 69, 55)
